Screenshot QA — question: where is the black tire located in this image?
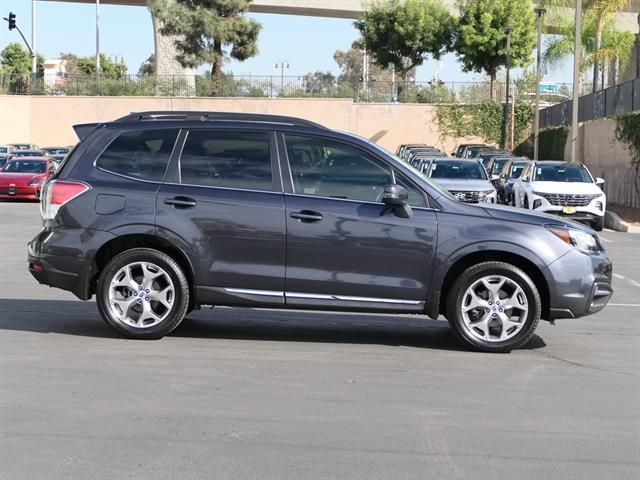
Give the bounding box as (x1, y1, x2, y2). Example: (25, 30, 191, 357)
(593, 216, 604, 232)
(96, 248, 190, 339)
(446, 261, 541, 353)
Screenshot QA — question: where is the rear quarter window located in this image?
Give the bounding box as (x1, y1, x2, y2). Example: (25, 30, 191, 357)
(96, 129, 179, 182)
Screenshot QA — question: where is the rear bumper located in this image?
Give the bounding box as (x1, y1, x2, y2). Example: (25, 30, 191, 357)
(28, 226, 115, 300)
(546, 248, 613, 320)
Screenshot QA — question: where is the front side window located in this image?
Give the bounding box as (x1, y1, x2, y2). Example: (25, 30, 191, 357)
(179, 131, 272, 191)
(96, 129, 179, 182)
(285, 135, 426, 207)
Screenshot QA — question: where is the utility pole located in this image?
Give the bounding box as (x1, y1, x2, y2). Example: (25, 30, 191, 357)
(570, 0, 582, 163)
(96, 0, 101, 87)
(31, 0, 37, 87)
(503, 27, 513, 151)
(533, 7, 546, 161)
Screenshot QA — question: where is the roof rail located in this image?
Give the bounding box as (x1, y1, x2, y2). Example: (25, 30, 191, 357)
(113, 111, 326, 129)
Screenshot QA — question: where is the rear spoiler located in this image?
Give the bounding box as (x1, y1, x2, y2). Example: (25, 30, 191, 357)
(73, 123, 102, 142)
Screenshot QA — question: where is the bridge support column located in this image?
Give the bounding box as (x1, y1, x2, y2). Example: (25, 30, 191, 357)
(150, 8, 196, 96)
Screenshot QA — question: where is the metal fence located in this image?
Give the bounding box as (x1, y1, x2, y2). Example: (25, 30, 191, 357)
(0, 72, 575, 105)
(540, 78, 640, 128)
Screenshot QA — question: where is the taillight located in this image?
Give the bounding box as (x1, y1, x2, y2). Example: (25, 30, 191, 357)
(41, 180, 90, 220)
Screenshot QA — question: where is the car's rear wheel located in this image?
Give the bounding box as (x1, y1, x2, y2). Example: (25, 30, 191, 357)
(96, 248, 190, 339)
(446, 262, 541, 352)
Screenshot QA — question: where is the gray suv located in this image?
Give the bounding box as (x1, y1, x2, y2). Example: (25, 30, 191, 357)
(28, 111, 613, 352)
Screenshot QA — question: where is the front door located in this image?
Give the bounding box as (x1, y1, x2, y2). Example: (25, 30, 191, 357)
(280, 133, 437, 312)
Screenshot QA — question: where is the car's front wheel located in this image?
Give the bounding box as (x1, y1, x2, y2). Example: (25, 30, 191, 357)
(446, 262, 541, 352)
(96, 248, 190, 339)
(593, 216, 604, 232)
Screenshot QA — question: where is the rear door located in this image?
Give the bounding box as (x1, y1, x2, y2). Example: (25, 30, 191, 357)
(156, 128, 286, 307)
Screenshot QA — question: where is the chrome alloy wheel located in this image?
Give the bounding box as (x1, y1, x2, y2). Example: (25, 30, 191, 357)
(108, 262, 175, 329)
(460, 275, 529, 342)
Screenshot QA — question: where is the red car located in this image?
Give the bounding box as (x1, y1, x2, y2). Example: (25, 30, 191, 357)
(0, 157, 57, 200)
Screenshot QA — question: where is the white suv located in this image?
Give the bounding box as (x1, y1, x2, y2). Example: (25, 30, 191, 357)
(513, 161, 606, 231)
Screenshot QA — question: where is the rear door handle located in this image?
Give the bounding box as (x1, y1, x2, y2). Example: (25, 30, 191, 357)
(164, 196, 197, 208)
(290, 210, 323, 222)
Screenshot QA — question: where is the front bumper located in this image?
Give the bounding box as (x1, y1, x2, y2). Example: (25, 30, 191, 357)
(530, 193, 605, 226)
(546, 247, 613, 320)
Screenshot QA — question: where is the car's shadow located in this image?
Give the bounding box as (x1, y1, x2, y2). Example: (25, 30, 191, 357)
(0, 298, 546, 351)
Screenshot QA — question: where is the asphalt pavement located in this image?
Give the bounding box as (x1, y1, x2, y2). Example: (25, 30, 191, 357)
(1, 202, 639, 480)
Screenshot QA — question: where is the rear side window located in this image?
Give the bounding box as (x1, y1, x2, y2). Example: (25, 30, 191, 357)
(179, 130, 272, 191)
(96, 129, 179, 181)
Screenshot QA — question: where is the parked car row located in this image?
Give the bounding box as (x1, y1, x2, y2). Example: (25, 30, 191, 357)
(0, 143, 71, 200)
(396, 142, 607, 231)
(0, 143, 71, 168)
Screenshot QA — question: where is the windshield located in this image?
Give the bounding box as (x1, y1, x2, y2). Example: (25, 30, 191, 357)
(509, 162, 528, 178)
(491, 158, 510, 175)
(366, 140, 457, 201)
(3, 160, 46, 173)
(533, 164, 592, 182)
(12, 151, 42, 157)
(42, 148, 69, 155)
(430, 161, 488, 180)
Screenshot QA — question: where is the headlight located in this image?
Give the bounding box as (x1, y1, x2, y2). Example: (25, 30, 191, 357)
(28, 178, 43, 186)
(547, 226, 602, 254)
(531, 191, 545, 197)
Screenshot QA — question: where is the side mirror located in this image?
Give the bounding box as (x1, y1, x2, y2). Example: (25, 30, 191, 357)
(491, 174, 500, 182)
(595, 177, 605, 186)
(521, 176, 530, 183)
(382, 184, 412, 218)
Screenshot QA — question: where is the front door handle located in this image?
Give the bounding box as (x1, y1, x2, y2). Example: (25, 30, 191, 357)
(290, 210, 323, 222)
(164, 196, 197, 208)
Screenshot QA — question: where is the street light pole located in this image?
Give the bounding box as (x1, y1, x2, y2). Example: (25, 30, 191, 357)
(31, 0, 37, 79)
(96, 0, 100, 86)
(275, 60, 289, 94)
(503, 27, 513, 151)
(570, 0, 582, 163)
(533, 7, 546, 161)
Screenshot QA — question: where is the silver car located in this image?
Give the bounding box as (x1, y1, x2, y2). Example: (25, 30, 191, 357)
(426, 158, 497, 204)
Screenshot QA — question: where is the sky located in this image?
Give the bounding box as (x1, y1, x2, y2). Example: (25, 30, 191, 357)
(0, 0, 575, 84)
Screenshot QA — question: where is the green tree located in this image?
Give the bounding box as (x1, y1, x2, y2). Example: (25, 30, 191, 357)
(355, 0, 453, 81)
(0, 42, 32, 74)
(59, 52, 79, 75)
(543, 14, 635, 87)
(303, 71, 337, 96)
(455, 0, 536, 101)
(138, 54, 155, 76)
(77, 54, 127, 78)
(148, 0, 261, 80)
(542, 1, 631, 91)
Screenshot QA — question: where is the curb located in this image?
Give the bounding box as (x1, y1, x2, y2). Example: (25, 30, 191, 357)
(605, 211, 640, 233)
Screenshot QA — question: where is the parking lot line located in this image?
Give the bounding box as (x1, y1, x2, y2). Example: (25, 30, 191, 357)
(608, 303, 640, 307)
(613, 273, 625, 280)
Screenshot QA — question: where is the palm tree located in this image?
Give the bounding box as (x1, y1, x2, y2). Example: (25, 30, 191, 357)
(543, 14, 635, 89)
(591, 0, 631, 91)
(542, 0, 631, 91)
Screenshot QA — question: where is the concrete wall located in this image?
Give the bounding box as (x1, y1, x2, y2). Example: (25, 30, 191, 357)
(0, 95, 484, 154)
(565, 118, 640, 208)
